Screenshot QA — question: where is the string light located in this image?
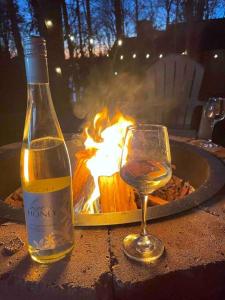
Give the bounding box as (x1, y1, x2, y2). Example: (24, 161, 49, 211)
(132, 53, 136, 59)
(70, 35, 75, 41)
(146, 53, 150, 59)
(114, 71, 118, 76)
(55, 67, 62, 75)
(118, 39, 123, 46)
(214, 53, 218, 59)
(90, 38, 94, 45)
(181, 50, 187, 55)
(120, 55, 124, 60)
(106, 54, 109, 57)
(159, 53, 163, 59)
(45, 20, 53, 28)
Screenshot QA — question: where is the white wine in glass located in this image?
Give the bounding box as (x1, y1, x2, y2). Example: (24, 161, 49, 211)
(200, 97, 225, 149)
(120, 124, 172, 263)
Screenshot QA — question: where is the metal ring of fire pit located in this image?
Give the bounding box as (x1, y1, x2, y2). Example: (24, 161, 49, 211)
(0, 137, 225, 226)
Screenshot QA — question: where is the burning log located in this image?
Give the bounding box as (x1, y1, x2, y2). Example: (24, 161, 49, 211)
(72, 108, 138, 214)
(72, 150, 137, 213)
(72, 149, 96, 206)
(148, 195, 169, 205)
(99, 173, 137, 212)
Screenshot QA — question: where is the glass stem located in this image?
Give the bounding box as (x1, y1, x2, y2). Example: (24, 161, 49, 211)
(140, 194, 149, 237)
(136, 193, 153, 253)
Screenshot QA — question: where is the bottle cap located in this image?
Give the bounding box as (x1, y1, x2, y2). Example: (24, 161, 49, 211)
(24, 36, 47, 58)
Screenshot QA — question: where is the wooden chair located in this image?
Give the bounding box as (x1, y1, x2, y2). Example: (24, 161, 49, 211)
(144, 54, 204, 129)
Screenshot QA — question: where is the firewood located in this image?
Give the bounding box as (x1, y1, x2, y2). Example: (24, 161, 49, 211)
(72, 149, 95, 206)
(4, 188, 23, 208)
(99, 173, 137, 213)
(148, 195, 168, 205)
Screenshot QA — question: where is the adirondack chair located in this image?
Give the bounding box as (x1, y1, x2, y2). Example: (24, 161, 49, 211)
(144, 54, 204, 129)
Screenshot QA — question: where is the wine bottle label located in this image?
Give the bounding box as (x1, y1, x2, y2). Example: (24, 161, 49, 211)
(23, 187, 74, 250)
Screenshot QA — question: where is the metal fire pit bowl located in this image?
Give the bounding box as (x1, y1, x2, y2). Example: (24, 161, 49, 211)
(0, 136, 225, 226)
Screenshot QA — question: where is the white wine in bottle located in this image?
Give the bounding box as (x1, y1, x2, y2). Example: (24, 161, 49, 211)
(21, 36, 74, 263)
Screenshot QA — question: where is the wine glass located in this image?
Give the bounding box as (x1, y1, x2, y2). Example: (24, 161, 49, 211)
(200, 97, 225, 149)
(120, 124, 172, 263)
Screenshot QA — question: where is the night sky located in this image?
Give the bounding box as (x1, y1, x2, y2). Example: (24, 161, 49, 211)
(16, 0, 225, 39)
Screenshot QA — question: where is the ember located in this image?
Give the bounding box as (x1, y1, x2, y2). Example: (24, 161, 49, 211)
(153, 175, 195, 203)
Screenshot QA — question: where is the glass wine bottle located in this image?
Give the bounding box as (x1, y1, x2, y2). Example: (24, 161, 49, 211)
(21, 36, 74, 263)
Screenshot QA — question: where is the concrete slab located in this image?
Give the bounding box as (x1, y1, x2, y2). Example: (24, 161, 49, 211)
(0, 223, 113, 300)
(109, 207, 225, 299)
(0, 204, 225, 300)
(0, 140, 225, 299)
(199, 192, 225, 222)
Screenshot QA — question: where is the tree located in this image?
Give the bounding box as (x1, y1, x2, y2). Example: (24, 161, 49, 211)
(204, 0, 221, 19)
(174, 0, 183, 23)
(165, 0, 174, 27)
(85, 0, 93, 55)
(29, 0, 65, 63)
(114, 0, 123, 39)
(76, 0, 84, 57)
(62, 0, 74, 60)
(29, 0, 47, 36)
(158, 0, 174, 28)
(90, 0, 116, 49)
(181, 0, 220, 22)
(134, 0, 139, 34)
(7, 0, 24, 59)
(0, 1, 11, 60)
(195, 0, 205, 21)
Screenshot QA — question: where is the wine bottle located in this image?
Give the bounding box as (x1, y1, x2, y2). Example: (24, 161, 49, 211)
(21, 36, 74, 263)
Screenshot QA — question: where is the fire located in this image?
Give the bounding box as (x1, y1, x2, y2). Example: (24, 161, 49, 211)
(72, 108, 135, 214)
(81, 108, 134, 213)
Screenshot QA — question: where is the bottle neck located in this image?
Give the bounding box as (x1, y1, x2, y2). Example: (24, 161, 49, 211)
(25, 55, 49, 84)
(23, 83, 63, 145)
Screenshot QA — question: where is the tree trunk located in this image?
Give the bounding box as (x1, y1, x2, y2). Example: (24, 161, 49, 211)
(183, 0, 194, 55)
(183, 0, 194, 23)
(165, 0, 172, 28)
(62, 0, 74, 60)
(76, 0, 84, 57)
(7, 0, 24, 59)
(29, 0, 47, 36)
(114, 0, 123, 39)
(195, 0, 205, 21)
(29, 0, 64, 63)
(85, 0, 93, 56)
(175, 0, 180, 23)
(2, 32, 11, 60)
(39, 0, 65, 63)
(135, 0, 139, 35)
(166, 12, 170, 28)
(0, 4, 11, 60)
(205, 0, 209, 20)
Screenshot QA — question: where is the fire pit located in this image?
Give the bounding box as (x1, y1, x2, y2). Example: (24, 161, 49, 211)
(0, 136, 225, 226)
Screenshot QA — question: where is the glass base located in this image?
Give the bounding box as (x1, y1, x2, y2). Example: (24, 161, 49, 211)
(123, 234, 164, 263)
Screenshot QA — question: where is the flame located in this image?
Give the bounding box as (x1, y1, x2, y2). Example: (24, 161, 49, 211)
(82, 108, 134, 213)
